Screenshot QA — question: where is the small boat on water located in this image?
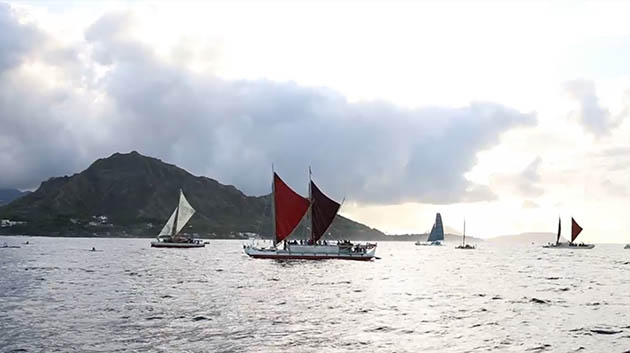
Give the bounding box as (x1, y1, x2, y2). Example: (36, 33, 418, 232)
(150, 189, 204, 248)
(543, 217, 594, 249)
(244, 170, 376, 261)
(455, 219, 475, 250)
(624, 244, 630, 249)
(415, 213, 444, 246)
(1, 242, 20, 249)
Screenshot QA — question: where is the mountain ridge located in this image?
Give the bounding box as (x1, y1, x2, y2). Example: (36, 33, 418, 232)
(0, 151, 384, 239)
(0, 189, 29, 206)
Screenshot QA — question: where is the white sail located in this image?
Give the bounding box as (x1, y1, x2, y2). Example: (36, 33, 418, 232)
(175, 190, 195, 235)
(159, 207, 178, 236)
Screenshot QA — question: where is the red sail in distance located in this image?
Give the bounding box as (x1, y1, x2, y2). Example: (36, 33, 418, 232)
(274, 173, 310, 243)
(310, 181, 341, 243)
(571, 217, 583, 243)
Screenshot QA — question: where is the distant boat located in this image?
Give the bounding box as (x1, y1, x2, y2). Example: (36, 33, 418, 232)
(150, 189, 204, 248)
(624, 244, 630, 249)
(243, 170, 376, 260)
(455, 219, 475, 250)
(1, 242, 20, 249)
(542, 217, 594, 249)
(415, 213, 444, 246)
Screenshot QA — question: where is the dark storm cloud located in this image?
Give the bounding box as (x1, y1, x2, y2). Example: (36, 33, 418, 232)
(0, 9, 536, 205)
(0, 3, 94, 190)
(0, 4, 43, 72)
(564, 79, 626, 136)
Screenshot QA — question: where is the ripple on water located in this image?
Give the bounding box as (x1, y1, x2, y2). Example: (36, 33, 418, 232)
(2, 238, 630, 352)
(525, 344, 552, 352)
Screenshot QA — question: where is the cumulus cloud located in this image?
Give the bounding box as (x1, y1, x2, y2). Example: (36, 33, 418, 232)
(0, 3, 42, 72)
(601, 179, 630, 197)
(521, 200, 539, 209)
(491, 156, 544, 198)
(0, 7, 536, 205)
(564, 79, 626, 136)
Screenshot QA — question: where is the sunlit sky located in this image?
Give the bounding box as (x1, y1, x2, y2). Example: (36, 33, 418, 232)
(3, 1, 630, 242)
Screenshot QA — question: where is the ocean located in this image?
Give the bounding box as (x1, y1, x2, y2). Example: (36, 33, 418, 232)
(1, 236, 629, 352)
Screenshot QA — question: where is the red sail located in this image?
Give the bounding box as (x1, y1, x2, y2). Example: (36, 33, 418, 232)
(571, 217, 583, 243)
(310, 181, 341, 243)
(274, 173, 309, 243)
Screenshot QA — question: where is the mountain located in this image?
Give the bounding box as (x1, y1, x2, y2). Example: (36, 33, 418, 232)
(0, 151, 384, 239)
(0, 189, 28, 206)
(385, 233, 483, 243)
(486, 232, 565, 244)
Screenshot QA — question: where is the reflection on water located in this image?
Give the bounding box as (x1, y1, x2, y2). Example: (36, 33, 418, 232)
(1, 237, 629, 352)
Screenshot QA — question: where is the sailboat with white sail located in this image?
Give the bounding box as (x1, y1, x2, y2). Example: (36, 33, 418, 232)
(455, 219, 475, 249)
(542, 217, 594, 249)
(150, 189, 204, 248)
(415, 213, 444, 246)
(243, 170, 377, 260)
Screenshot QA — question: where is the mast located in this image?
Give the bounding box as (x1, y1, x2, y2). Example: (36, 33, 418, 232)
(308, 166, 313, 244)
(271, 165, 276, 248)
(463, 219, 466, 246)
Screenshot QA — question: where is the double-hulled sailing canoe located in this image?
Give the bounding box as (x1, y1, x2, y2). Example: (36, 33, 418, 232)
(243, 171, 376, 260)
(543, 217, 594, 249)
(150, 189, 204, 248)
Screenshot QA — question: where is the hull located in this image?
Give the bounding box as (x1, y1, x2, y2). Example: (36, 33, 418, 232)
(625, 244, 630, 249)
(542, 243, 595, 249)
(244, 244, 376, 261)
(455, 245, 476, 250)
(415, 241, 442, 246)
(150, 241, 205, 248)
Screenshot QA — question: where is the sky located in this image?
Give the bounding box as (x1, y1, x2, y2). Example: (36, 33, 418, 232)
(1, 1, 630, 242)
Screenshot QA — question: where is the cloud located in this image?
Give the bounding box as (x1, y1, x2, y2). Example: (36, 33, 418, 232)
(491, 156, 544, 198)
(521, 200, 539, 209)
(0, 7, 536, 206)
(0, 3, 43, 72)
(564, 79, 626, 136)
(601, 179, 630, 197)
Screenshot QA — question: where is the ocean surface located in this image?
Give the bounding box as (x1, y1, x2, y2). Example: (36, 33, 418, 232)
(1, 236, 630, 353)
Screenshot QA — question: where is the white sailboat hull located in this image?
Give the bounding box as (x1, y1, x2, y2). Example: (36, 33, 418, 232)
(542, 243, 595, 249)
(244, 244, 376, 261)
(150, 241, 205, 248)
(415, 241, 442, 246)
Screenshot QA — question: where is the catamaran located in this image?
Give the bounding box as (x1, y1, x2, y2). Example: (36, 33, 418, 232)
(150, 189, 204, 248)
(543, 217, 594, 249)
(415, 213, 444, 246)
(243, 171, 377, 260)
(455, 219, 475, 249)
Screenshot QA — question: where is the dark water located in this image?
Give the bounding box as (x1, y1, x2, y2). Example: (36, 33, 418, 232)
(1, 236, 630, 352)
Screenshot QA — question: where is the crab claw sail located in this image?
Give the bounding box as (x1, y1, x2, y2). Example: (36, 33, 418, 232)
(274, 173, 310, 243)
(571, 218, 583, 243)
(310, 180, 341, 243)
